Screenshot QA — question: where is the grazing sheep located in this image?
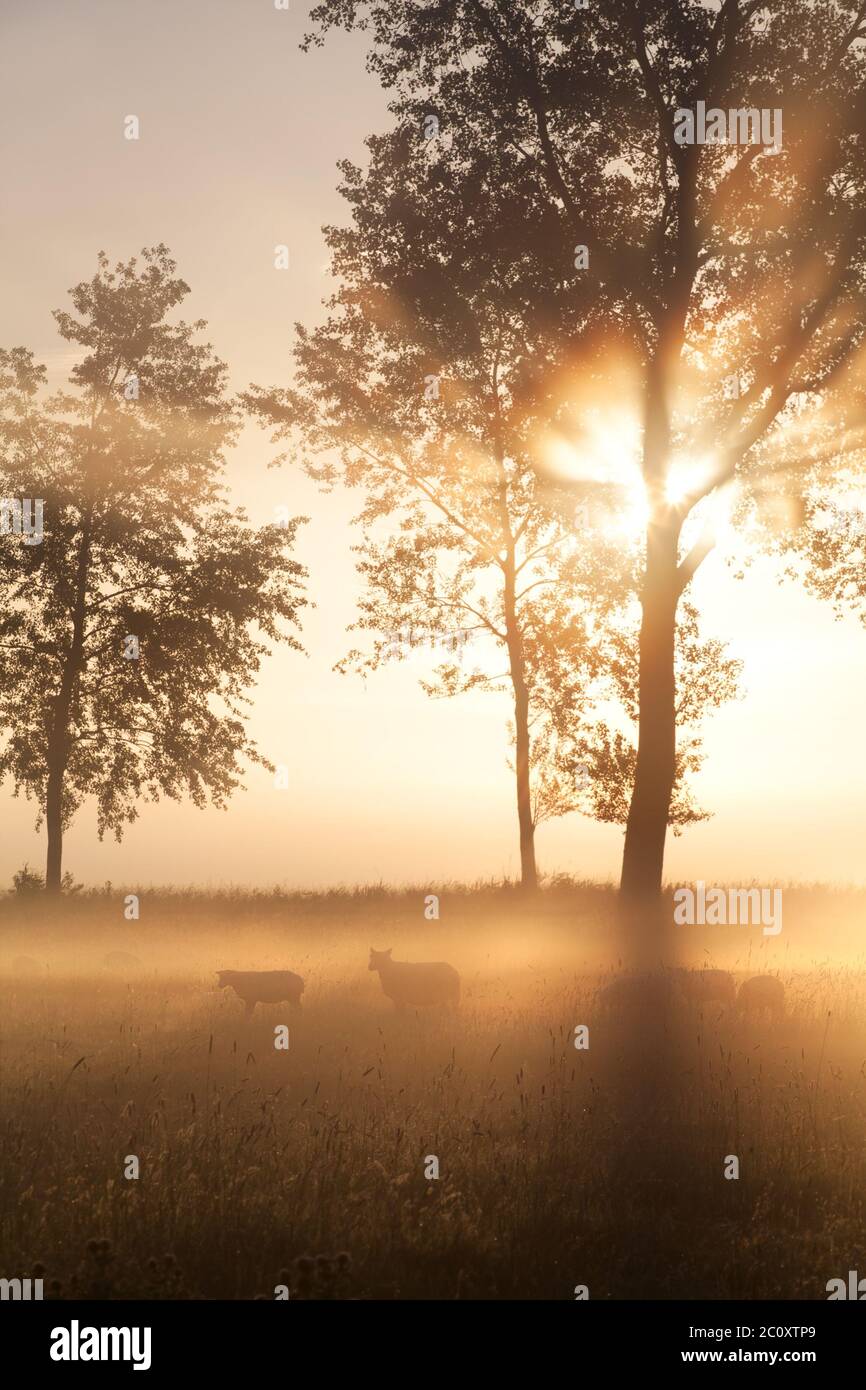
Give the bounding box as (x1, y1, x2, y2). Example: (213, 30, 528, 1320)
(674, 967, 736, 1007)
(216, 969, 304, 1017)
(368, 948, 460, 1009)
(103, 951, 143, 971)
(737, 974, 785, 1018)
(597, 973, 676, 1013)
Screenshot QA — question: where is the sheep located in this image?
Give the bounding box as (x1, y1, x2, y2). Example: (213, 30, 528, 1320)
(216, 969, 304, 1018)
(596, 973, 676, 1013)
(737, 974, 785, 1018)
(368, 947, 460, 1009)
(673, 967, 736, 1007)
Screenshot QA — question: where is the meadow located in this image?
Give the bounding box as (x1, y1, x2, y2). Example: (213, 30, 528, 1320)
(1, 881, 865, 1301)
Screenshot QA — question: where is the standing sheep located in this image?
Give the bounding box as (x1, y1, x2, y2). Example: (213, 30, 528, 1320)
(368, 948, 460, 1009)
(216, 969, 305, 1017)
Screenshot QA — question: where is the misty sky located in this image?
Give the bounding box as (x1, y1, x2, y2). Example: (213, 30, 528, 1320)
(2, 0, 865, 890)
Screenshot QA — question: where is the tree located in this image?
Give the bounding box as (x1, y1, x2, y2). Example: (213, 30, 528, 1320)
(303, 1, 866, 906)
(246, 124, 618, 888)
(247, 119, 738, 885)
(562, 595, 742, 834)
(0, 247, 306, 891)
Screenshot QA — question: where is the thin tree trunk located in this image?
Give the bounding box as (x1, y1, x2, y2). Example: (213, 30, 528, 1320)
(44, 669, 77, 894)
(44, 758, 66, 893)
(489, 357, 538, 893)
(510, 638, 538, 891)
(620, 514, 679, 902)
(44, 514, 92, 893)
(503, 557, 538, 892)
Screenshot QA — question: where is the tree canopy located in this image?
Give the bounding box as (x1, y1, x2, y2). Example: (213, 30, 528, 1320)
(0, 247, 307, 889)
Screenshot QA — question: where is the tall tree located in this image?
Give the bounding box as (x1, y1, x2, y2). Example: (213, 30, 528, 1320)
(304, 0, 866, 906)
(246, 126, 616, 889)
(560, 595, 742, 835)
(0, 247, 306, 891)
(247, 120, 738, 886)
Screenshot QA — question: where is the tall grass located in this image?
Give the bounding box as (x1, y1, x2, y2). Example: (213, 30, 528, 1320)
(0, 884, 864, 1298)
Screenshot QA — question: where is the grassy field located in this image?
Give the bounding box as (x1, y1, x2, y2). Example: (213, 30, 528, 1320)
(1, 881, 865, 1300)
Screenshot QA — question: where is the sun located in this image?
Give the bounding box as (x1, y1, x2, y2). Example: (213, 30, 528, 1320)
(664, 456, 717, 508)
(537, 425, 737, 547)
(539, 410, 642, 488)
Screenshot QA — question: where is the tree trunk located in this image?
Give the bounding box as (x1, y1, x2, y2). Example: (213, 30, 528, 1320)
(620, 514, 679, 902)
(503, 558, 538, 892)
(490, 399, 538, 892)
(511, 657, 538, 891)
(44, 671, 77, 894)
(44, 757, 65, 893)
(44, 513, 92, 893)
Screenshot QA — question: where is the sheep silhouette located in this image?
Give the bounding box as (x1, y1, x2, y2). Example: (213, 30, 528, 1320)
(674, 967, 736, 1007)
(597, 973, 676, 1013)
(737, 975, 785, 1018)
(368, 948, 460, 1009)
(217, 969, 304, 1017)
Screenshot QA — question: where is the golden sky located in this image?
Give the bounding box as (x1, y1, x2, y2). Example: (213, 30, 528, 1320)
(2, 0, 865, 890)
